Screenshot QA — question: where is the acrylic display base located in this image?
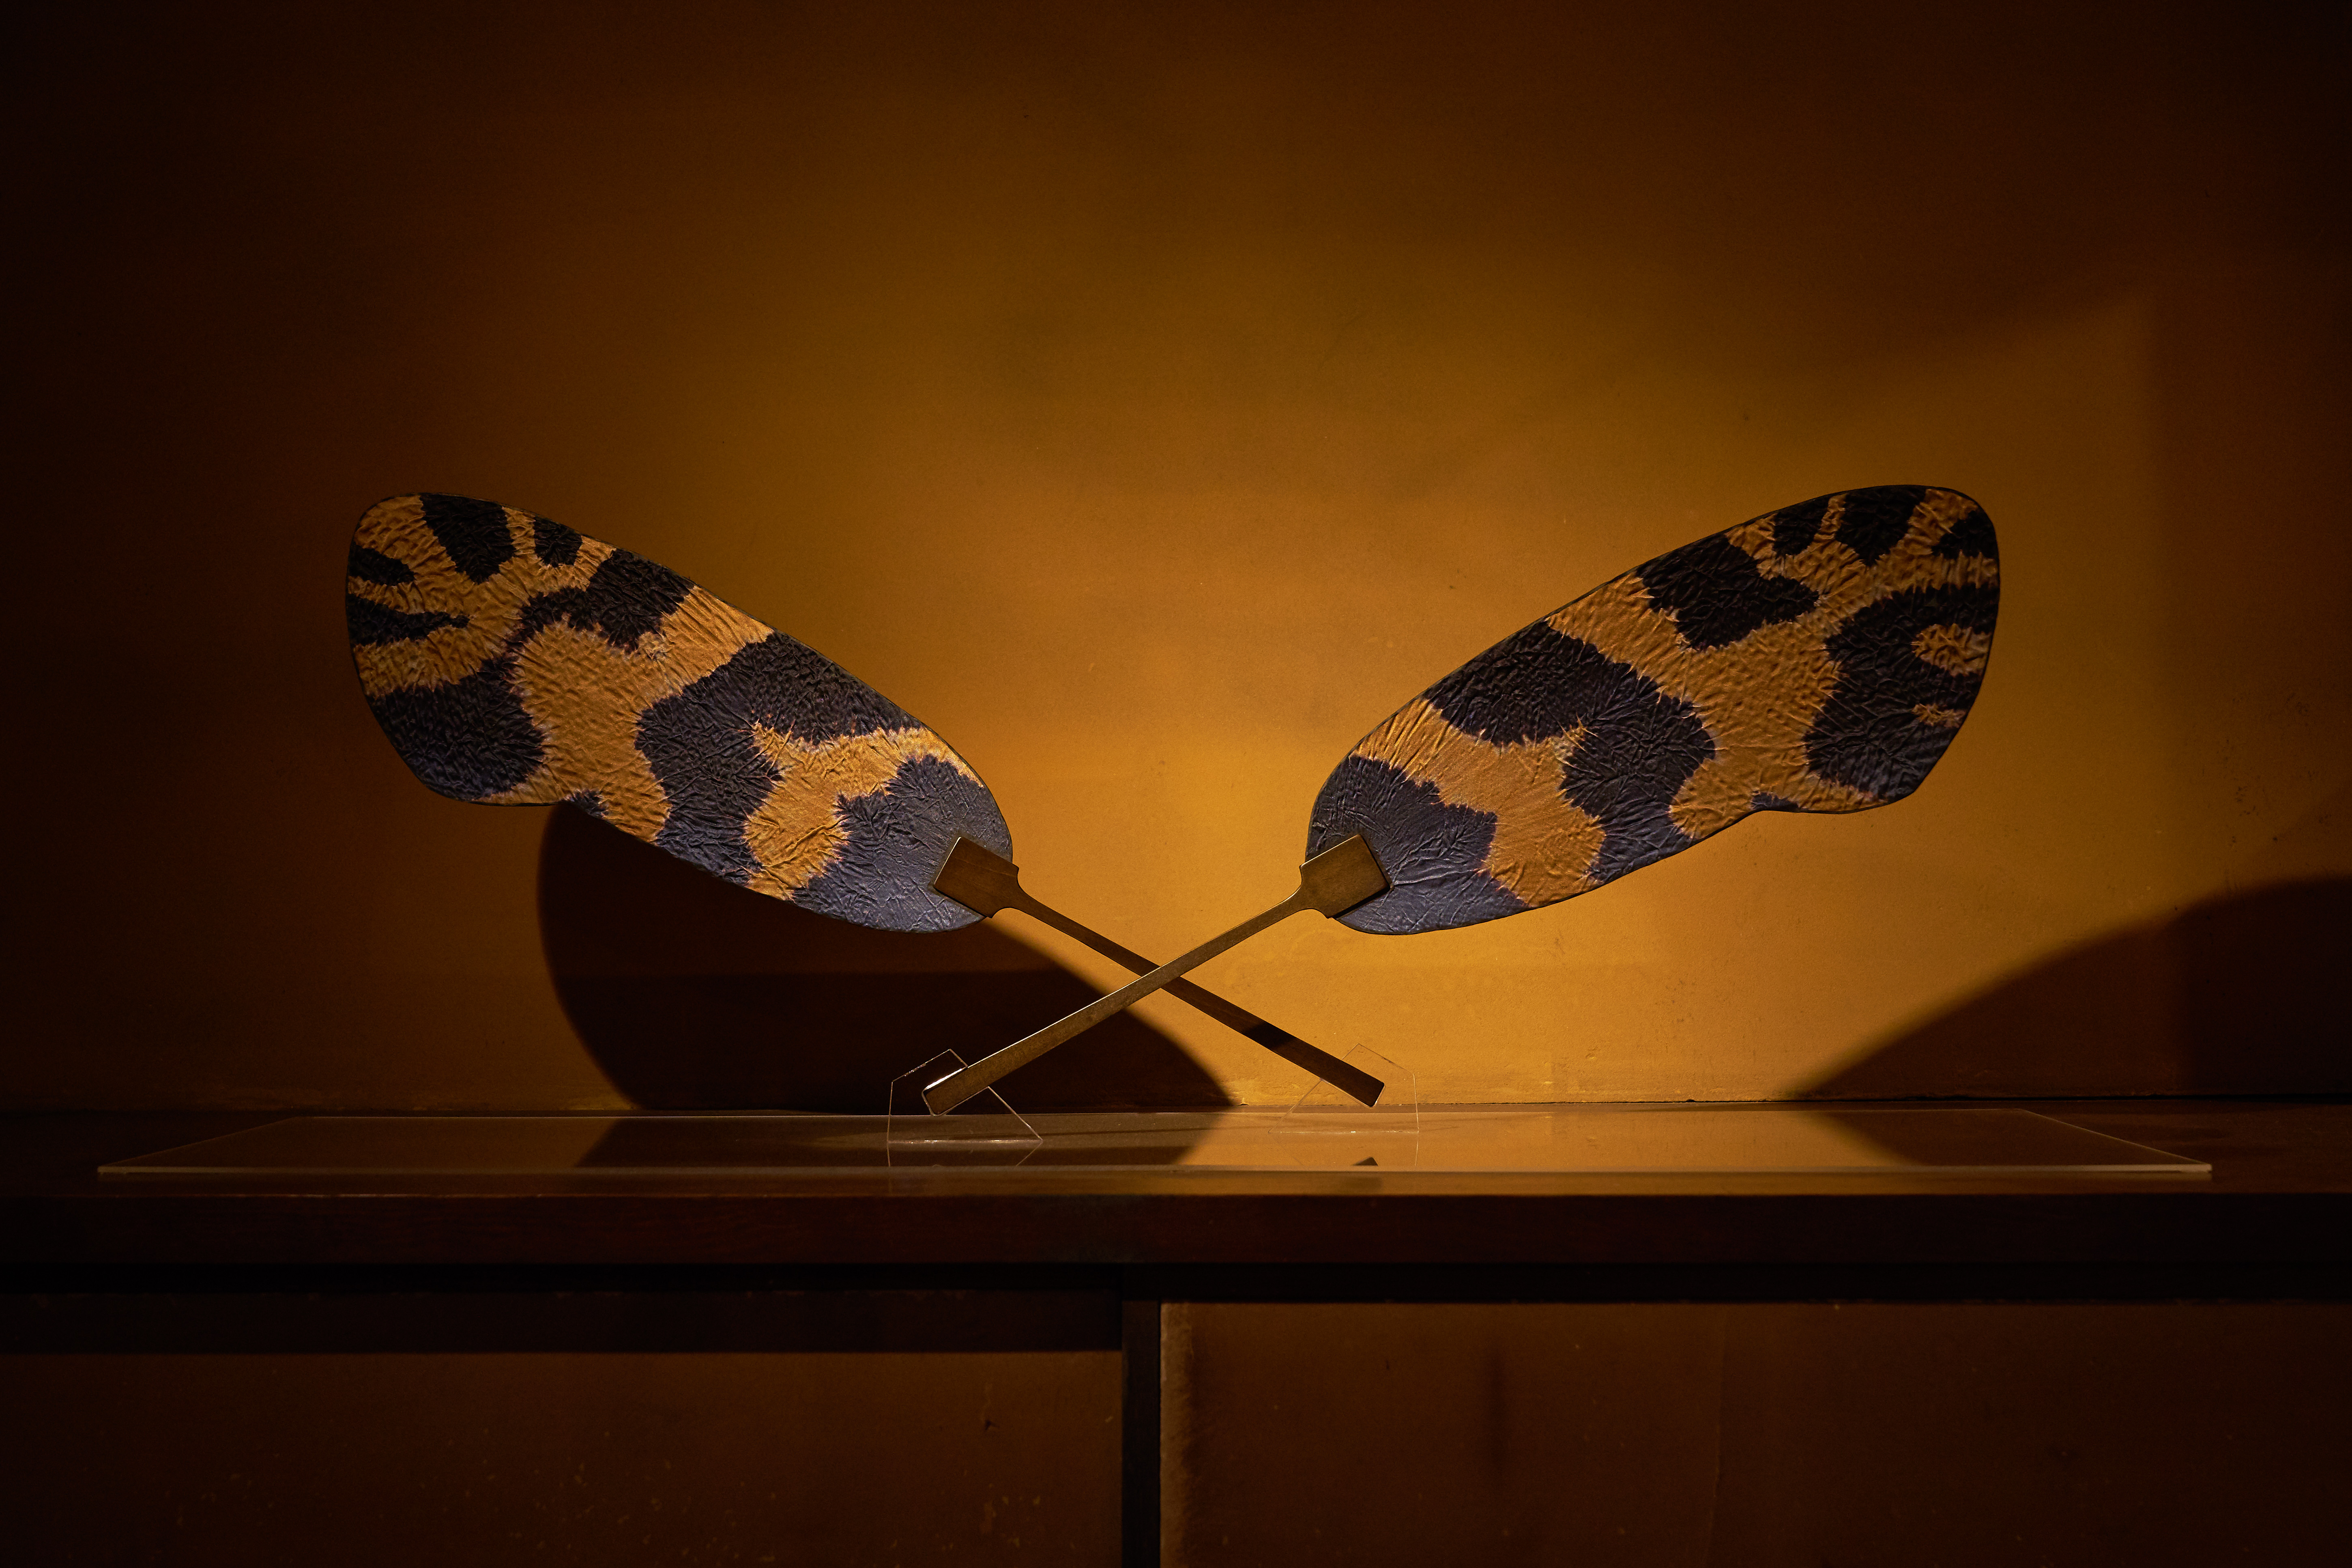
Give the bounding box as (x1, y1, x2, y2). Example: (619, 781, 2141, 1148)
(99, 1104, 2209, 1179)
(885, 1050, 1041, 1167)
(1273, 1045, 1419, 1168)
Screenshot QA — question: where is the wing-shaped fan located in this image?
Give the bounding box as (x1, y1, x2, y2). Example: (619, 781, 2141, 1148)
(348, 492, 1004, 932)
(347, 492, 1374, 1095)
(923, 484, 1998, 1110)
(1309, 483, 2000, 932)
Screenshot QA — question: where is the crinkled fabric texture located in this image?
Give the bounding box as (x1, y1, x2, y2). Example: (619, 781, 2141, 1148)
(347, 494, 1010, 932)
(1310, 486, 1999, 934)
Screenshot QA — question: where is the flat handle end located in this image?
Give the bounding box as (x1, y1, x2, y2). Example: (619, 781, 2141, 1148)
(1298, 835, 1388, 916)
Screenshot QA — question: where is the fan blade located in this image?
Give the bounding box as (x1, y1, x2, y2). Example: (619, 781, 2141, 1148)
(1308, 485, 1999, 935)
(348, 492, 1009, 933)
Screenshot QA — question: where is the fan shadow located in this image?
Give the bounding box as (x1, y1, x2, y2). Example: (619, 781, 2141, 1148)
(1801, 876, 2350, 1100)
(537, 803, 1233, 1113)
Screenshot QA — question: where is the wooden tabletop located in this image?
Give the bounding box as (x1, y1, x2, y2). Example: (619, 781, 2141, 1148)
(4, 1102, 2348, 1275)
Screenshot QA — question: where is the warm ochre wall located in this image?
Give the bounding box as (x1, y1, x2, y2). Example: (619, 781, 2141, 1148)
(11, 1, 2346, 1109)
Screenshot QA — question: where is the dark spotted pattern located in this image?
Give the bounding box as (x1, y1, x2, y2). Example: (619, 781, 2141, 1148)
(367, 658, 544, 799)
(1310, 485, 1999, 934)
(799, 757, 1016, 931)
(532, 516, 584, 567)
(420, 493, 516, 582)
(346, 494, 1010, 932)
(506, 548, 695, 654)
(639, 633, 926, 884)
(347, 543, 414, 586)
(1805, 581, 2000, 798)
(1310, 756, 1523, 935)
(1770, 495, 1832, 558)
(1933, 504, 1999, 561)
(1556, 649, 1717, 884)
(346, 595, 464, 647)
(1833, 485, 1925, 566)
(1637, 532, 1819, 649)
(1425, 621, 1621, 743)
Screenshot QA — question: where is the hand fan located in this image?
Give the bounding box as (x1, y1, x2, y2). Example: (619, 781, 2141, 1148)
(346, 492, 1373, 1093)
(924, 484, 1999, 1110)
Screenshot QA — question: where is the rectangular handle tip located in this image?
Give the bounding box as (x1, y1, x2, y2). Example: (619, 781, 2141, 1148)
(1298, 835, 1388, 916)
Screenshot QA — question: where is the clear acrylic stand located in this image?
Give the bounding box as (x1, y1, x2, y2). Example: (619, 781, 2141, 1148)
(885, 1049, 1043, 1168)
(1272, 1044, 1419, 1168)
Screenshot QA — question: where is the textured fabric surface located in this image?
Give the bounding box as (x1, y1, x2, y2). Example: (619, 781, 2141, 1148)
(348, 494, 1010, 932)
(1310, 486, 2000, 934)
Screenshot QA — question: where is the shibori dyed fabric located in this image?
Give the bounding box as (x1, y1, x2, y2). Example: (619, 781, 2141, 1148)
(1310, 485, 2000, 935)
(346, 493, 1010, 932)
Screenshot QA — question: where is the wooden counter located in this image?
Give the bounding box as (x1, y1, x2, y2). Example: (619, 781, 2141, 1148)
(8, 1101, 2347, 1566)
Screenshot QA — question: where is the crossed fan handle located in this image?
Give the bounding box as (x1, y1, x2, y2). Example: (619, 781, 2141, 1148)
(921, 837, 1388, 1114)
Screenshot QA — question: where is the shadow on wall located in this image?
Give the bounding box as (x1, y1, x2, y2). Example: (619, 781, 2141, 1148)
(538, 803, 1231, 1112)
(1801, 876, 2350, 1099)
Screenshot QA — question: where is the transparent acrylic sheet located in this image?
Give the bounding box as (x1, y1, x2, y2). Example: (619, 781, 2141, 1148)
(885, 1049, 1041, 1168)
(1274, 1046, 1420, 1169)
(100, 1105, 2210, 1177)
